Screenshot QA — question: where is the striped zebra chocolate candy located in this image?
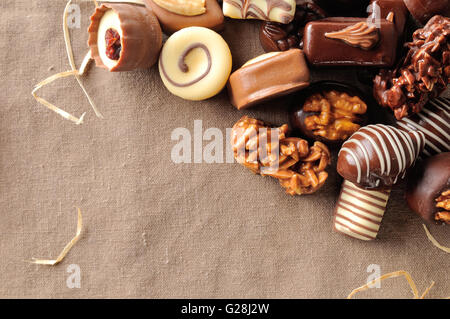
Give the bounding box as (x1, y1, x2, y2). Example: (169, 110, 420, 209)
(397, 97, 450, 157)
(334, 180, 390, 241)
(337, 124, 425, 189)
(334, 124, 425, 240)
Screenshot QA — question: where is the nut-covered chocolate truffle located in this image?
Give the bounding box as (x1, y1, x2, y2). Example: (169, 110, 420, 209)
(406, 152, 450, 224)
(373, 15, 450, 119)
(337, 124, 425, 189)
(88, 3, 162, 72)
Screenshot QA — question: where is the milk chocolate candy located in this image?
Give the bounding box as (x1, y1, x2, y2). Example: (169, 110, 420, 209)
(223, 0, 296, 23)
(406, 153, 450, 224)
(227, 49, 310, 110)
(88, 3, 162, 72)
(369, 0, 409, 34)
(337, 124, 425, 189)
(397, 97, 450, 157)
(303, 18, 399, 67)
(145, 0, 224, 34)
(403, 0, 450, 24)
(334, 124, 425, 240)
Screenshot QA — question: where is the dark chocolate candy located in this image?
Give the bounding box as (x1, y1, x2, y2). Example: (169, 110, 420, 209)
(406, 152, 450, 224)
(397, 97, 450, 157)
(259, 0, 328, 52)
(145, 0, 224, 34)
(337, 124, 425, 189)
(369, 0, 409, 34)
(315, 0, 370, 17)
(403, 0, 450, 24)
(303, 18, 399, 67)
(88, 3, 162, 72)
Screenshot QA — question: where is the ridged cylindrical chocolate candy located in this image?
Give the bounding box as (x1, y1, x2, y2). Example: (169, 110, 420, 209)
(88, 3, 162, 72)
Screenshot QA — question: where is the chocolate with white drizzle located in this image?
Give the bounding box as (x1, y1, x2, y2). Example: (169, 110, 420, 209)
(223, 0, 296, 24)
(397, 97, 450, 157)
(334, 124, 425, 240)
(337, 124, 425, 189)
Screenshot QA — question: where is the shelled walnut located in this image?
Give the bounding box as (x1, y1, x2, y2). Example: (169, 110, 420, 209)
(231, 116, 331, 195)
(435, 189, 450, 224)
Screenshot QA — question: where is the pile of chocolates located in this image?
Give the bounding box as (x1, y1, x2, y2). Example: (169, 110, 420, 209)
(86, 0, 449, 241)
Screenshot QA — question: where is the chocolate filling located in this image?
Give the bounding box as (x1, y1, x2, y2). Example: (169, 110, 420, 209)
(435, 189, 450, 224)
(105, 28, 121, 61)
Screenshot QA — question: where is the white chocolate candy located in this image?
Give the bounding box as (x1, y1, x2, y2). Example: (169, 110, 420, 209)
(223, 0, 296, 24)
(97, 9, 122, 70)
(333, 180, 391, 241)
(159, 26, 232, 101)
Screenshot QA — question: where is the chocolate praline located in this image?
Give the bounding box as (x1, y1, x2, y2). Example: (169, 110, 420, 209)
(403, 0, 450, 24)
(289, 81, 370, 147)
(406, 152, 450, 224)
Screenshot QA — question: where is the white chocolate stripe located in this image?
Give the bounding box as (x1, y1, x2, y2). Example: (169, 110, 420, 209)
(334, 222, 374, 241)
(376, 125, 405, 181)
(422, 107, 450, 130)
(338, 200, 384, 221)
(340, 147, 362, 184)
(340, 192, 386, 216)
(334, 181, 389, 241)
(343, 184, 388, 206)
(343, 180, 390, 201)
(432, 98, 450, 114)
(353, 131, 385, 175)
(417, 112, 450, 141)
(397, 129, 414, 166)
(401, 118, 448, 152)
(365, 125, 391, 175)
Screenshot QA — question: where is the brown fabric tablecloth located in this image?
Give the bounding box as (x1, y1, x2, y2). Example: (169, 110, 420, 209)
(0, 0, 448, 298)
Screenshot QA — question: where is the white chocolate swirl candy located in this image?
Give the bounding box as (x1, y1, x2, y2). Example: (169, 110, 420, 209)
(223, 0, 296, 24)
(397, 97, 450, 157)
(159, 27, 232, 101)
(337, 124, 425, 189)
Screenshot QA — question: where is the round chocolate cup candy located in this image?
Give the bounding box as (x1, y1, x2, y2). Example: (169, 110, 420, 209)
(406, 152, 450, 224)
(289, 81, 370, 147)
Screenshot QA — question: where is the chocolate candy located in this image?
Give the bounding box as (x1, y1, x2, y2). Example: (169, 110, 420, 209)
(303, 18, 399, 67)
(223, 0, 296, 23)
(230, 116, 331, 195)
(403, 0, 449, 24)
(315, 0, 370, 17)
(88, 3, 162, 72)
(145, 0, 224, 34)
(337, 124, 425, 188)
(159, 27, 232, 101)
(259, 0, 328, 52)
(373, 15, 450, 119)
(406, 153, 450, 224)
(227, 49, 310, 109)
(290, 81, 369, 146)
(369, 0, 409, 35)
(334, 124, 425, 240)
(334, 180, 391, 240)
(397, 97, 450, 157)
